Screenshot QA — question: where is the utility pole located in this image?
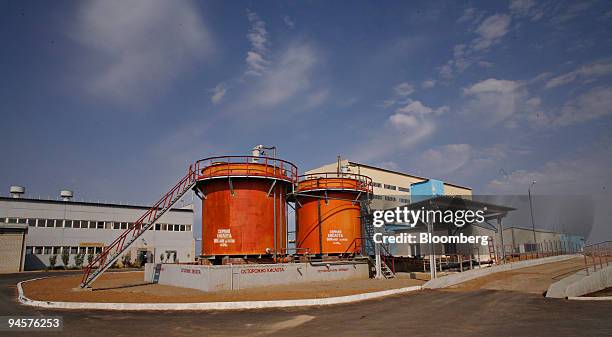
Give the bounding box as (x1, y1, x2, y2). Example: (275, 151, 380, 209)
(528, 180, 537, 248)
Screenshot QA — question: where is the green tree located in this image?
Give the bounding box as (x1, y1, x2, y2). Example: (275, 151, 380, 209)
(61, 249, 70, 269)
(75, 253, 84, 269)
(49, 255, 57, 270)
(87, 252, 94, 265)
(122, 252, 132, 267)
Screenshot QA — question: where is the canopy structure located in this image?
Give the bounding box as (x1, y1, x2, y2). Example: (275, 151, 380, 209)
(380, 195, 516, 233)
(367, 195, 516, 280)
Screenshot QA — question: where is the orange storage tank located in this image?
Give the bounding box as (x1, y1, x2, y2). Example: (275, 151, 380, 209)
(195, 156, 298, 258)
(295, 173, 372, 255)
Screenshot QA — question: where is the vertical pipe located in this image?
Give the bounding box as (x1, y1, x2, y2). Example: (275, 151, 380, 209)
(317, 198, 323, 255)
(498, 217, 505, 264)
(273, 182, 277, 261)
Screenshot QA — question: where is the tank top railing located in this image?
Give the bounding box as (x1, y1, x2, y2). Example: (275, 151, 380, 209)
(297, 172, 373, 194)
(195, 156, 298, 184)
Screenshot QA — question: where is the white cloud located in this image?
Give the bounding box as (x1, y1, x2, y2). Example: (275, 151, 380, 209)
(72, 0, 212, 104)
(463, 78, 531, 126)
(487, 148, 612, 195)
(464, 78, 522, 94)
(422, 79, 436, 88)
(283, 15, 295, 29)
(247, 43, 319, 107)
(550, 2, 592, 25)
(509, 0, 544, 21)
(376, 161, 400, 171)
(438, 15, 511, 78)
(472, 14, 511, 51)
(456, 7, 484, 24)
(419, 144, 473, 176)
(545, 60, 612, 89)
(553, 87, 612, 126)
(396, 99, 448, 115)
(394, 82, 415, 97)
(356, 99, 446, 161)
(210, 84, 226, 104)
(245, 10, 269, 76)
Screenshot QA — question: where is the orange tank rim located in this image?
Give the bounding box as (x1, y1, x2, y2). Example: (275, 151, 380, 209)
(194, 155, 298, 184)
(296, 172, 373, 194)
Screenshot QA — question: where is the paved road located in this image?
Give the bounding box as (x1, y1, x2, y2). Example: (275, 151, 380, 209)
(1, 271, 611, 337)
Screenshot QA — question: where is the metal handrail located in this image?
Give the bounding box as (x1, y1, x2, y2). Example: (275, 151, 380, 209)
(297, 172, 373, 194)
(582, 241, 610, 275)
(81, 165, 198, 287)
(195, 156, 298, 184)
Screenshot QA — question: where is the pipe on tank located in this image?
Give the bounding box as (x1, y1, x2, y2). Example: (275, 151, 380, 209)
(273, 181, 277, 260)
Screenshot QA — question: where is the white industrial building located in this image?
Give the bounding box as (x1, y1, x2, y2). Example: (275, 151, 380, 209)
(0, 187, 195, 272)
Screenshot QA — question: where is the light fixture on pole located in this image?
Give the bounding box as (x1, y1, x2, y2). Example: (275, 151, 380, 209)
(528, 180, 537, 246)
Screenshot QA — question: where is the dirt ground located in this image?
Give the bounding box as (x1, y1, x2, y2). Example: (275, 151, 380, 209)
(444, 257, 587, 294)
(22, 271, 424, 303)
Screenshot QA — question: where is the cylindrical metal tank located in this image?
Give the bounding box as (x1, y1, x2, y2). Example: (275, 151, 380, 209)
(195, 156, 297, 258)
(295, 173, 372, 255)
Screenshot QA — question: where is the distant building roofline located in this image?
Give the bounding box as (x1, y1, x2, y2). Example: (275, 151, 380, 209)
(503, 226, 584, 237)
(0, 196, 194, 213)
(346, 161, 472, 190)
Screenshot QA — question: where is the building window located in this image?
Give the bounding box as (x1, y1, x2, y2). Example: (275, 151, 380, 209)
(186, 225, 191, 232)
(384, 196, 396, 201)
(70, 247, 78, 254)
(65, 220, 73, 228)
(161, 224, 167, 231)
(95, 247, 102, 254)
(27, 218, 37, 226)
(34, 247, 43, 254)
(155, 224, 161, 231)
(96, 221, 104, 229)
(372, 182, 382, 188)
(180, 225, 186, 231)
(43, 247, 52, 254)
(398, 187, 410, 192)
(399, 198, 410, 203)
(45, 219, 54, 228)
(372, 195, 382, 200)
(55, 219, 64, 228)
(384, 184, 397, 190)
(7, 218, 18, 224)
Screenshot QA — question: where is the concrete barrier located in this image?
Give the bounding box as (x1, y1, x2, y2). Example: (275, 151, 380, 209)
(17, 277, 421, 311)
(144, 261, 369, 292)
(424, 254, 581, 289)
(546, 264, 612, 298)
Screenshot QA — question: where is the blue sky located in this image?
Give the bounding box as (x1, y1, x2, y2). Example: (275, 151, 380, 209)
(2, 1, 611, 238)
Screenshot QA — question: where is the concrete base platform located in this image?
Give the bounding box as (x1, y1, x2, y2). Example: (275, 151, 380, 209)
(145, 261, 369, 292)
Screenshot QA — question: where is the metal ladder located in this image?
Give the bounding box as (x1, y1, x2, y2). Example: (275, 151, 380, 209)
(487, 237, 497, 265)
(360, 201, 395, 279)
(80, 165, 198, 288)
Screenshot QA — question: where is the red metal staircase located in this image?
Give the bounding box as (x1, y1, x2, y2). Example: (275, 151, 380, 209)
(80, 165, 198, 288)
